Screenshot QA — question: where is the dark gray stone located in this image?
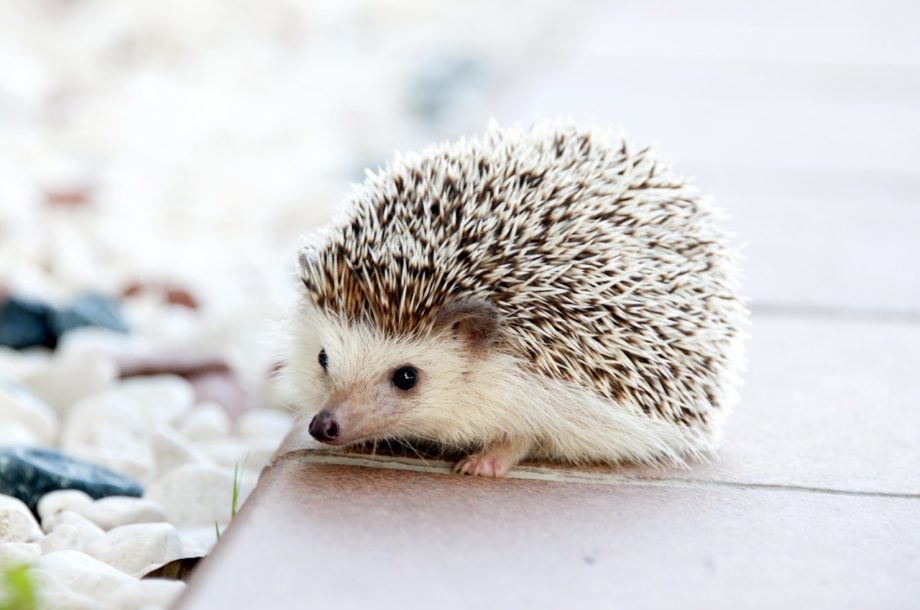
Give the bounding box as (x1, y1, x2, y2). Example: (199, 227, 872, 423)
(0, 297, 56, 349)
(48, 294, 129, 337)
(408, 57, 485, 125)
(0, 446, 143, 513)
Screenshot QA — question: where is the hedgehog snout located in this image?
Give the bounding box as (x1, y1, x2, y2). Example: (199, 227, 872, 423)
(308, 410, 340, 442)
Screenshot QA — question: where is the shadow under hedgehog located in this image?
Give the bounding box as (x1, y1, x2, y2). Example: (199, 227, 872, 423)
(287, 121, 747, 477)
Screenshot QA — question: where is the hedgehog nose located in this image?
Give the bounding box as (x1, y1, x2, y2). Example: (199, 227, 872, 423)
(309, 410, 340, 442)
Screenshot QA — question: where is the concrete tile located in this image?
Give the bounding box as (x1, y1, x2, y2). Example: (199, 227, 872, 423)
(175, 459, 920, 610)
(698, 315, 920, 495)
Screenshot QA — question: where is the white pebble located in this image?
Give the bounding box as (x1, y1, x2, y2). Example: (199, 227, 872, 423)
(32, 550, 135, 607)
(55, 327, 141, 360)
(86, 522, 183, 577)
(145, 464, 237, 528)
(177, 525, 219, 555)
(195, 438, 248, 469)
(238, 408, 293, 443)
(0, 378, 59, 445)
(85, 496, 167, 531)
(101, 578, 186, 610)
(39, 491, 166, 531)
(0, 542, 41, 568)
(39, 490, 94, 532)
(0, 494, 43, 543)
(60, 392, 156, 482)
(0, 346, 50, 381)
(176, 402, 231, 441)
(40, 511, 105, 554)
(151, 426, 208, 474)
(177, 531, 208, 557)
(116, 375, 195, 427)
(0, 422, 41, 446)
(22, 352, 118, 413)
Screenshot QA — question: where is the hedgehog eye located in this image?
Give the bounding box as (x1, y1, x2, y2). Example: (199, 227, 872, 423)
(318, 349, 328, 371)
(392, 366, 418, 391)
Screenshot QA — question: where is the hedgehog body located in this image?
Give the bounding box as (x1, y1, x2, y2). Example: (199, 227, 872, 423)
(289, 122, 747, 476)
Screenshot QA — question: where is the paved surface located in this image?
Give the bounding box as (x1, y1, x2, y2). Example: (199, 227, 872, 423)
(176, 1, 920, 608)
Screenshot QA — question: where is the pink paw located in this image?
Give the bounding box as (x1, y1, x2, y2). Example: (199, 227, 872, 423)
(454, 453, 512, 478)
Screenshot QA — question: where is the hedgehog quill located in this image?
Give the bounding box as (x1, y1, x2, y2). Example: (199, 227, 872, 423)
(288, 122, 747, 477)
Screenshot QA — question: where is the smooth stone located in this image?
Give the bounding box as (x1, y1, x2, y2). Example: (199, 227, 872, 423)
(177, 525, 220, 555)
(22, 352, 118, 413)
(83, 496, 167, 531)
(39, 490, 94, 531)
(32, 591, 96, 610)
(151, 427, 207, 474)
(61, 392, 157, 482)
(0, 542, 41, 568)
(176, 402, 231, 441)
(32, 550, 135, 606)
(44, 187, 92, 207)
(39, 490, 94, 530)
(145, 464, 237, 528)
(0, 346, 51, 381)
(0, 494, 43, 542)
(194, 438, 248, 469)
(86, 522, 183, 577)
(0, 377, 59, 444)
(102, 578, 186, 610)
(237, 409, 293, 443)
(237, 438, 280, 475)
(0, 446, 143, 512)
(177, 531, 208, 557)
(48, 294, 129, 337)
(40, 510, 105, 554)
(0, 296, 55, 349)
(115, 375, 195, 427)
(116, 350, 228, 379)
(55, 327, 148, 366)
(187, 368, 257, 419)
(122, 281, 200, 310)
(0, 422, 41, 446)
(40, 491, 166, 532)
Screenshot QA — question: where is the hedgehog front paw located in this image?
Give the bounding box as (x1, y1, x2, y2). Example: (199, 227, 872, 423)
(453, 438, 532, 478)
(454, 453, 512, 477)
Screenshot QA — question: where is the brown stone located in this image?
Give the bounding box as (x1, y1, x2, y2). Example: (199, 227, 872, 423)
(187, 369, 258, 420)
(121, 282, 200, 309)
(44, 188, 92, 207)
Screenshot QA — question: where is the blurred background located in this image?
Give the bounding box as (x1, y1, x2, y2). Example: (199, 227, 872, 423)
(1, 0, 917, 387)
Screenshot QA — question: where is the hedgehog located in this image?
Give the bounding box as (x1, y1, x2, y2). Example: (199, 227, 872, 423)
(287, 121, 747, 477)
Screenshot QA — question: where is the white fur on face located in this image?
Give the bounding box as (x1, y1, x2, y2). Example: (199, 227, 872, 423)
(288, 303, 491, 447)
(288, 302, 718, 465)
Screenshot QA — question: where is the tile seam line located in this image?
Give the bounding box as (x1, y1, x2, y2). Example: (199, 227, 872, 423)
(274, 451, 919, 500)
(750, 303, 920, 324)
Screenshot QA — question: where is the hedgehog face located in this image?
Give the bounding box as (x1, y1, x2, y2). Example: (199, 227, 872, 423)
(290, 301, 504, 448)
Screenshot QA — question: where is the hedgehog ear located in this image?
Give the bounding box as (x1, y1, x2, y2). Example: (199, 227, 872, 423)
(434, 301, 501, 351)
